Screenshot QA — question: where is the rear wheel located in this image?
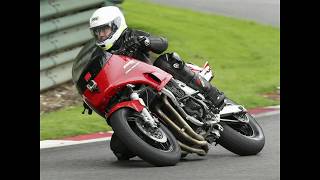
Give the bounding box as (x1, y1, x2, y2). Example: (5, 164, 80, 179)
(217, 98, 265, 156)
(109, 108, 181, 166)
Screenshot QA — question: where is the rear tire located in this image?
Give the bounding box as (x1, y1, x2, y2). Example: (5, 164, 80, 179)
(109, 108, 181, 166)
(217, 98, 265, 156)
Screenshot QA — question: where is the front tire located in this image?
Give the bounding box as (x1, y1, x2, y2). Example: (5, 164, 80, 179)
(109, 108, 181, 166)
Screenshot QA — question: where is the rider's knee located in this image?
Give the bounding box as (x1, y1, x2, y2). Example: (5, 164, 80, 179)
(154, 52, 185, 71)
(154, 52, 194, 82)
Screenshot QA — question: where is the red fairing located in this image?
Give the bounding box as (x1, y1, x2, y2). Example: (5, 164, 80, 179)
(106, 99, 145, 118)
(83, 55, 172, 115)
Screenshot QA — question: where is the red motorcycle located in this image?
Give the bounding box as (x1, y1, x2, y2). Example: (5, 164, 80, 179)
(72, 44, 265, 166)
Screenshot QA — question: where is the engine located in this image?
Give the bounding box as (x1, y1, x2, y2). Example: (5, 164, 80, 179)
(182, 98, 204, 120)
(164, 79, 209, 124)
(156, 79, 224, 156)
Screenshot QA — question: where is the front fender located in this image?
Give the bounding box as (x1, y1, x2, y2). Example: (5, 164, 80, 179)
(106, 99, 144, 119)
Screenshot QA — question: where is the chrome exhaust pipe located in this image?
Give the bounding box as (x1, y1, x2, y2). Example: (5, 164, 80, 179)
(162, 95, 205, 142)
(178, 141, 206, 156)
(161, 88, 205, 127)
(154, 97, 209, 155)
(154, 104, 208, 147)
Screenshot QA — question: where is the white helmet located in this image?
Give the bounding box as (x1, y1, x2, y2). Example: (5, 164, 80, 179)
(89, 6, 127, 51)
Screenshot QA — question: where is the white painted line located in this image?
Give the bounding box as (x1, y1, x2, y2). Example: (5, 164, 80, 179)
(252, 110, 280, 118)
(40, 137, 111, 149)
(266, 105, 280, 109)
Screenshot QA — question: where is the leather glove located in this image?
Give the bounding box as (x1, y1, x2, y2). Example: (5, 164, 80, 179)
(138, 36, 150, 47)
(123, 33, 141, 55)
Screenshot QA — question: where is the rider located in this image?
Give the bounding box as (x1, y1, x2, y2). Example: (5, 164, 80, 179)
(87, 6, 226, 160)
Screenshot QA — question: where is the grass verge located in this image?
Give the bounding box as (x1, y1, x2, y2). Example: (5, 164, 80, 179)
(40, 0, 280, 140)
(40, 106, 112, 140)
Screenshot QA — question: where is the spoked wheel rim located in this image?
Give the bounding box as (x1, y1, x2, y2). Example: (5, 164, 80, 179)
(127, 113, 174, 152)
(227, 113, 255, 137)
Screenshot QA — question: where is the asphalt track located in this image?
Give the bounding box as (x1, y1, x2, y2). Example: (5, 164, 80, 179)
(149, 0, 280, 27)
(40, 112, 280, 180)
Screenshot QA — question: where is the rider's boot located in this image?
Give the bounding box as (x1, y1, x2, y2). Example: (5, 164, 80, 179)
(154, 52, 226, 112)
(110, 133, 136, 160)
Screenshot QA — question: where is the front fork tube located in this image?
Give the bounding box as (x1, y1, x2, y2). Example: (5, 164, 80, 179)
(130, 92, 158, 128)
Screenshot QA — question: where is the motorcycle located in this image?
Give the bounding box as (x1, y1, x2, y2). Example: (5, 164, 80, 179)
(72, 42, 265, 166)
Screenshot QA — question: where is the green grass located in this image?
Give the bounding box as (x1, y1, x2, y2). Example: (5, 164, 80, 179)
(40, 106, 112, 140)
(40, 0, 280, 140)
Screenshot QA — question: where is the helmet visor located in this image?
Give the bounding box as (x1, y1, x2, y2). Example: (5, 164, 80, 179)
(90, 17, 121, 43)
(91, 23, 113, 42)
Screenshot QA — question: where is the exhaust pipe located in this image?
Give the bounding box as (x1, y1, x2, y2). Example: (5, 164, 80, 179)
(154, 104, 208, 147)
(162, 95, 205, 142)
(154, 96, 209, 155)
(178, 141, 206, 156)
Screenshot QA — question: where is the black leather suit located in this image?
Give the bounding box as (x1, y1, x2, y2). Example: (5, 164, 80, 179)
(91, 28, 168, 64)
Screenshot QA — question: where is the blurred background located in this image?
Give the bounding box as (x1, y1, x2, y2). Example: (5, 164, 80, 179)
(40, 0, 124, 113)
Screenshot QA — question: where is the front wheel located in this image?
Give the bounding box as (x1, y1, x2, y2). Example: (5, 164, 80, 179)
(109, 108, 181, 166)
(217, 99, 265, 156)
